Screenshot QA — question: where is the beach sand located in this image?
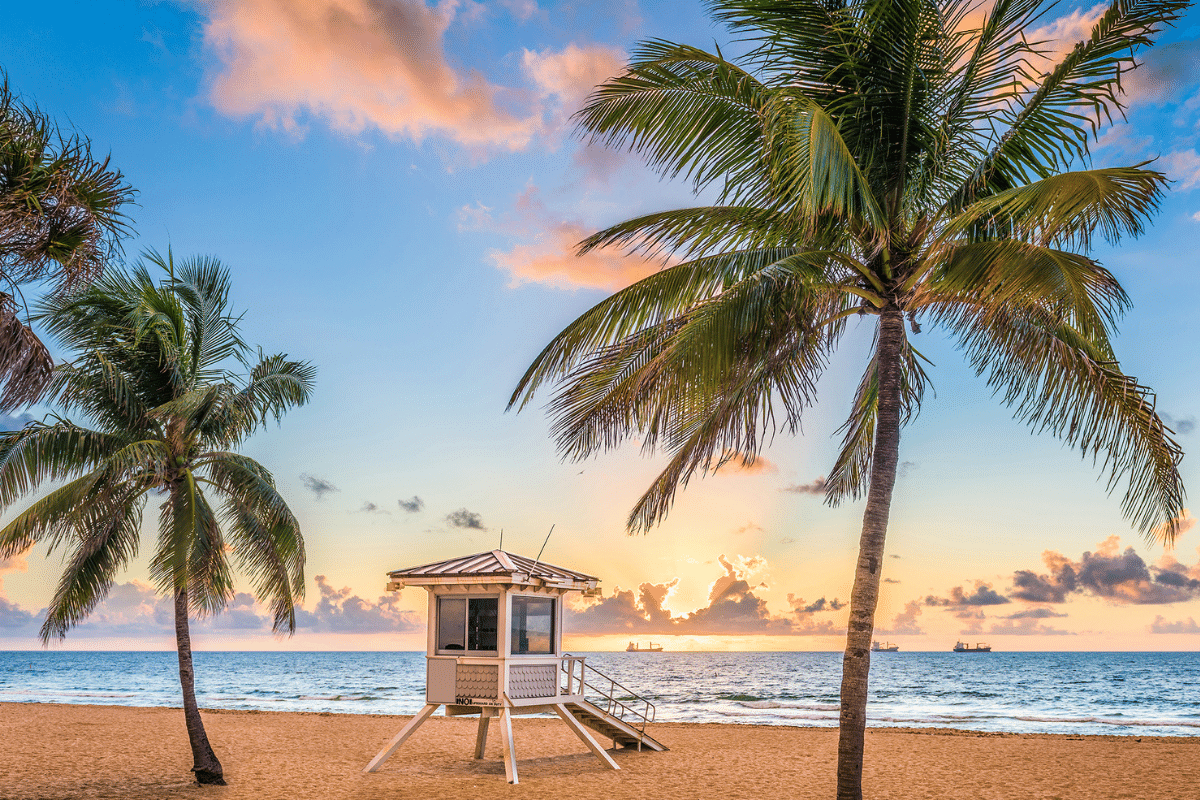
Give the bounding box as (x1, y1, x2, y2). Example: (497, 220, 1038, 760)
(2, 703, 1196, 799)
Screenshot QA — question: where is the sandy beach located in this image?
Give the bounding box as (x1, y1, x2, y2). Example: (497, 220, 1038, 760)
(2, 703, 1196, 799)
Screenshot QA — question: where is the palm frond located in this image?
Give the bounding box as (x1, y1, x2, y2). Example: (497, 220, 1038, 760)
(933, 298, 1184, 538)
(202, 452, 304, 633)
(954, 0, 1189, 201)
(825, 333, 930, 504)
(939, 166, 1168, 250)
(38, 486, 146, 642)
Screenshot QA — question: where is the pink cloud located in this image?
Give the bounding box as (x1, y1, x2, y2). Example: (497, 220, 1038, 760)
(199, 0, 624, 154)
(1162, 150, 1200, 191)
(710, 450, 778, 476)
(523, 43, 625, 133)
(483, 183, 661, 291)
(195, 0, 521, 151)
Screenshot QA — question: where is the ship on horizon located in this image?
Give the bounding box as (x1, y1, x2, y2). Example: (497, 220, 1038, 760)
(871, 641, 899, 652)
(953, 641, 992, 653)
(626, 641, 663, 652)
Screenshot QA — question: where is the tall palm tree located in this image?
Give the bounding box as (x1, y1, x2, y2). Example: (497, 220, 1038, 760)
(509, 1, 1188, 797)
(0, 251, 314, 785)
(0, 73, 135, 410)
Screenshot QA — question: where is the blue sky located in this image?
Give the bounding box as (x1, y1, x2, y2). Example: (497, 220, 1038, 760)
(1, 0, 1199, 651)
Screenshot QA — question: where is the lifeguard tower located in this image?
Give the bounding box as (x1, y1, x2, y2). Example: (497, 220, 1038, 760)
(363, 549, 666, 783)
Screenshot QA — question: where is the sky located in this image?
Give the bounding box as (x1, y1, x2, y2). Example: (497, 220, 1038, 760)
(1, 0, 1199, 653)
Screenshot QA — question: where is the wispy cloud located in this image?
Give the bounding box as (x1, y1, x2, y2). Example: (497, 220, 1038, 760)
(299, 473, 338, 500)
(1162, 413, 1196, 435)
(478, 182, 660, 291)
(782, 477, 826, 496)
(877, 600, 923, 635)
(710, 450, 777, 476)
(925, 582, 1010, 607)
(1149, 615, 1200, 634)
(446, 508, 485, 529)
(398, 495, 424, 513)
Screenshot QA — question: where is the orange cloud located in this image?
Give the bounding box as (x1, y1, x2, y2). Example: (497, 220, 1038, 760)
(199, 0, 620, 153)
(201, 0, 533, 147)
(482, 182, 662, 291)
(710, 450, 778, 476)
(523, 42, 625, 133)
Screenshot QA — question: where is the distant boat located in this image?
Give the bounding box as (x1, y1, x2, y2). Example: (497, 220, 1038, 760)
(872, 641, 899, 652)
(953, 641, 992, 652)
(626, 641, 663, 652)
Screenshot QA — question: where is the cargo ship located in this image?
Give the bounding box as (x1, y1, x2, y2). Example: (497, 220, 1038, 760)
(953, 641, 992, 652)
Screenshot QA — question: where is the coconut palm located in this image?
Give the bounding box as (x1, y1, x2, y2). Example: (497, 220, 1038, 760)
(0, 72, 135, 410)
(0, 251, 314, 785)
(509, 1, 1188, 796)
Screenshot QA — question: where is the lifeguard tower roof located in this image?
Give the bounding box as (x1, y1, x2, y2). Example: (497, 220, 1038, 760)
(387, 549, 599, 592)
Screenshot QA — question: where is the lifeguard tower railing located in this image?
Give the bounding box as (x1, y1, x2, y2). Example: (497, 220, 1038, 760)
(560, 655, 656, 735)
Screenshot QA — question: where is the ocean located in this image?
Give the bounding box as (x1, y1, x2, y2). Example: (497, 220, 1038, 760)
(1, 650, 1198, 737)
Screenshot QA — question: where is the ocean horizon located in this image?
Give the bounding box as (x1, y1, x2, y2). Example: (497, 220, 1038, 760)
(3, 650, 1197, 738)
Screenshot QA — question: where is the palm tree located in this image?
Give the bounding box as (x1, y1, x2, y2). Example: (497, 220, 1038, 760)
(0, 251, 314, 785)
(0, 72, 135, 410)
(509, 1, 1188, 797)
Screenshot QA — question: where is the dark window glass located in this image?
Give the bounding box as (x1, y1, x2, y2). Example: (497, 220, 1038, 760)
(467, 598, 498, 651)
(510, 596, 555, 655)
(437, 598, 466, 651)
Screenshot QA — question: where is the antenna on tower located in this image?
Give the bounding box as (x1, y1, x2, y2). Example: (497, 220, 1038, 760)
(498, 529, 504, 551)
(530, 524, 555, 575)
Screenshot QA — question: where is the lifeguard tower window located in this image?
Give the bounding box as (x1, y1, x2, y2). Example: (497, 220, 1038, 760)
(437, 597, 498, 652)
(511, 596, 555, 655)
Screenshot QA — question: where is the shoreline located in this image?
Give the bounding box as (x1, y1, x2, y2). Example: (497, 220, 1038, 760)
(5, 699, 1199, 743)
(3, 703, 1197, 799)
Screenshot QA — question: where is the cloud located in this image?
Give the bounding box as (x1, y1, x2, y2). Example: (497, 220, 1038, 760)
(500, 0, 539, 22)
(1002, 607, 1068, 620)
(883, 577, 901, 584)
(0, 412, 35, 431)
(1010, 536, 1200, 605)
(567, 554, 845, 636)
(877, 600, 923, 635)
(295, 575, 423, 633)
(0, 570, 423, 639)
(1162, 413, 1196, 435)
(925, 582, 1010, 607)
(710, 450, 777, 476)
(899, 461, 918, 478)
(1122, 40, 1200, 106)
(734, 521, 764, 536)
(795, 596, 845, 613)
(522, 43, 625, 134)
(782, 477, 827, 496)
(1153, 509, 1196, 541)
(200, 0, 544, 150)
(1193, 210, 1200, 223)
(359, 501, 387, 513)
(0, 554, 37, 631)
(299, 473, 338, 500)
(446, 508, 485, 529)
(1149, 615, 1200, 633)
(484, 183, 660, 291)
(1162, 150, 1200, 192)
(987, 618, 1073, 636)
(398, 495, 424, 513)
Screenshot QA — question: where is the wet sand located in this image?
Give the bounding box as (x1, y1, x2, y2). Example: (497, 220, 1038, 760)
(1, 702, 1196, 799)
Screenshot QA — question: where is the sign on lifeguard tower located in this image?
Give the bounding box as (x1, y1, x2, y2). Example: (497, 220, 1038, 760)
(363, 549, 666, 783)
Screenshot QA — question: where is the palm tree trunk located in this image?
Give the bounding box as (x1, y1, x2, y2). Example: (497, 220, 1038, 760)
(835, 307, 906, 800)
(174, 586, 226, 785)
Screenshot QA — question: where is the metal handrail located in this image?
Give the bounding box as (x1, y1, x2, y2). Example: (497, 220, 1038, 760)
(558, 654, 656, 734)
